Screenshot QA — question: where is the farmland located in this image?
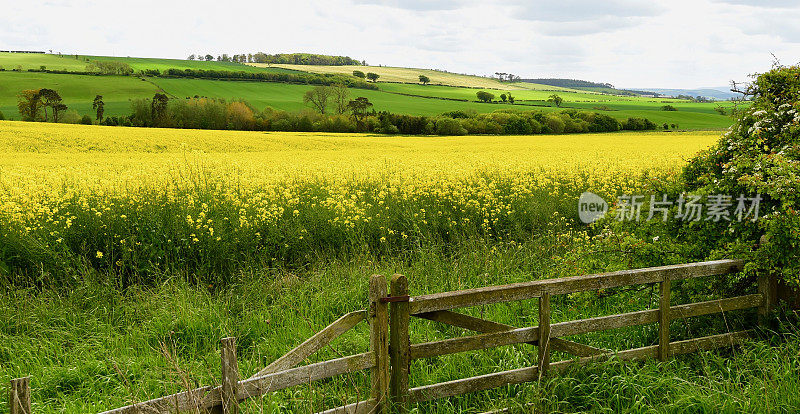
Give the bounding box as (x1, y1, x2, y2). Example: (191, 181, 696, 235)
(0, 52, 739, 130)
(1, 120, 798, 412)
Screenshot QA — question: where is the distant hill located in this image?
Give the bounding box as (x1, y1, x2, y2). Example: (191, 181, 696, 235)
(519, 78, 655, 96)
(635, 87, 742, 101)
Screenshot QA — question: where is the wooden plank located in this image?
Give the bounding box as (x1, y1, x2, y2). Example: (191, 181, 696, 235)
(409, 365, 540, 403)
(416, 310, 603, 357)
(659, 279, 671, 362)
(252, 310, 366, 378)
(538, 293, 551, 377)
(220, 337, 240, 414)
(317, 399, 378, 414)
(550, 309, 659, 338)
(238, 352, 375, 402)
(368, 275, 389, 413)
(408, 330, 751, 404)
(9, 377, 31, 414)
(389, 274, 411, 408)
(758, 272, 776, 328)
(549, 338, 606, 357)
(101, 353, 375, 414)
(100, 385, 220, 414)
(415, 310, 514, 333)
(410, 260, 743, 314)
(669, 330, 752, 355)
(670, 294, 763, 320)
(409, 327, 539, 360)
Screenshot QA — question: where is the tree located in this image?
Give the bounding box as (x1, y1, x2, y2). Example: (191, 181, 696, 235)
(347, 97, 373, 130)
(188, 54, 196, 60)
(303, 86, 332, 114)
(419, 75, 430, 85)
(331, 84, 351, 115)
(93, 95, 105, 121)
(205, 54, 214, 61)
(52, 103, 67, 123)
(500, 93, 507, 102)
(548, 94, 563, 107)
(507, 92, 515, 104)
(476, 91, 495, 102)
(151, 93, 169, 124)
(17, 89, 42, 121)
(366, 72, 379, 82)
(38, 88, 63, 122)
(353, 70, 365, 79)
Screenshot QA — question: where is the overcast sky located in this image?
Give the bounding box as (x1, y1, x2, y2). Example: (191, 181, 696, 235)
(3, 0, 799, 88)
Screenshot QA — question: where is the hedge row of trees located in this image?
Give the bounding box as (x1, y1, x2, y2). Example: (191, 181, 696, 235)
(188, 53, 363, 65)
(99, 93, 657, 135)
(162, 68, 378, 89)
(15, 88, 100, 124)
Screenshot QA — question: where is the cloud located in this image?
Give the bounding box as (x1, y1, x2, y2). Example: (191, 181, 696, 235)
(711, 0, 798, 8)
(352, 0, 467, 11)
(512, 0, 662, 22)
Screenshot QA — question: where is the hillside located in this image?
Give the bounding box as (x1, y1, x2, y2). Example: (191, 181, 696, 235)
(0, 52, 739, 130)
(251, 63, 576, 91)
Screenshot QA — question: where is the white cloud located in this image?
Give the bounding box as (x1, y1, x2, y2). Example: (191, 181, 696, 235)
(0, 0, 798, 88)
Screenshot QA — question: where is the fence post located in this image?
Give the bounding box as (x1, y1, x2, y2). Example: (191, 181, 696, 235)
(369, 275, 390, 413)
(389, 274, 410, 410)
(658, 278, 671, 362)
(9, 377, 31, 414)
(537, 293, 551, 378)
(758, 272, 777, 328)
(220, 337, 240, 414)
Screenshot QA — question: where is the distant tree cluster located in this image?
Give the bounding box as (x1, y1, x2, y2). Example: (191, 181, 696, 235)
(85, 60, 134, 75)
(675, 94, 715, 103)
(100, 92, 657, 136)
(519, 78, 614, 89)
(17, 88, 67, 122)
(246, 53, 361, 66)
(494, 72, 520, 82)
(163, 68, 377, 89)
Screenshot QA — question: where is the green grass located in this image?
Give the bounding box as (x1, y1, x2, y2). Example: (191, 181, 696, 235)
(0, 52, 293, 74)
(0, 53, 738, 129)
(2, 239, 797, 413)
(83, 54, 295, 74)
(0, 72, 159, 119)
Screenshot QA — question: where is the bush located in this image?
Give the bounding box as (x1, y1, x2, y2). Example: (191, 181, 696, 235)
(59, 110, 81, 124)
(80, 114, 93, 125)
(661, 105, 678, 111)
(0, 110, 5, 120)
(682, 64, 800, 287)
(433, 117, 467, 135)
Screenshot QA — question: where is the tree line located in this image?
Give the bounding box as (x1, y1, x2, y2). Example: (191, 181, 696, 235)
(16, 88, 102, 124)
(187, 52, 362, 66)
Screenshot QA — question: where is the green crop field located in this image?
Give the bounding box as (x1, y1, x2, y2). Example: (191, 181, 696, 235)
(0, 72, 159, 119)
(256, 63, 577, 91)
(0, 52, 739, 130)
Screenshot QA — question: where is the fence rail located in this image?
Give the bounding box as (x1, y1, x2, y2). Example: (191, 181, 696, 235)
(9, 259, 777, 413)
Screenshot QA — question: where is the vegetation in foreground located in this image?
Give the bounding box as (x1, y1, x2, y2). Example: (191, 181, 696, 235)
(3, 65, 799, 413)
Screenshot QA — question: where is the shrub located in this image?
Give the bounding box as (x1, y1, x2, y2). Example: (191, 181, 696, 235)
(0, 110, 5, 120)
(503, 115, 533, 135)
(682, 64, 800, 287)
(661, 105, 677, 111)
(433, 117, 467, 135)
(80, 114, 93, 125)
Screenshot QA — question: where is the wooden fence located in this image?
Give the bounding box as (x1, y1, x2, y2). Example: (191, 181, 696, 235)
(7, 259, 776, 413)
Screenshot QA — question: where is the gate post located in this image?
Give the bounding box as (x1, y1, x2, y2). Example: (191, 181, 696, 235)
(9, 377, 31, 414)
(369, 275, 390, 413)
(658, 278, 671, 361)
(389, 274, 410, 409)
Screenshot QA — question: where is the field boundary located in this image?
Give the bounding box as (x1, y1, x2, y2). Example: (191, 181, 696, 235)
(7, 259, 777, 413)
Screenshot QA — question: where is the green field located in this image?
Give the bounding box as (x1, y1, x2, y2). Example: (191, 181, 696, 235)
(0, 53, 738, 129)
(0, 72, 159, 118)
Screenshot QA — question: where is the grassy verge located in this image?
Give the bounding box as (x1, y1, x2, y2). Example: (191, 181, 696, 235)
(2, 235, 797, 413)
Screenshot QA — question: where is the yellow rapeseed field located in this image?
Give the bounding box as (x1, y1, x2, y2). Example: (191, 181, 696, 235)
(0, 120, 719, 281)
